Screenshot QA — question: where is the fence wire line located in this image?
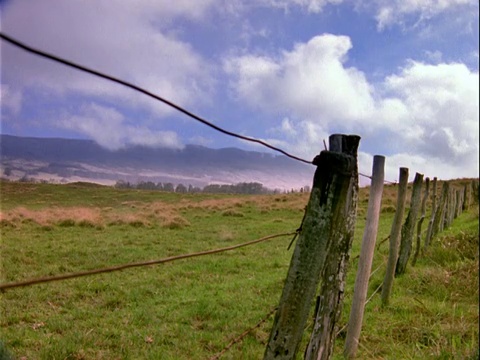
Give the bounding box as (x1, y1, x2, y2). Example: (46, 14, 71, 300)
(209, 306, 278, 360)
(0, 231, 295, 291)
(0, 32, 312, 165)
(359, 172, 397, 185)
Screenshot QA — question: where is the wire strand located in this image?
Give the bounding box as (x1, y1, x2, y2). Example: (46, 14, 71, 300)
(0, 231, 295, 291)
(359, 172, 396, 185)
(0, 33, 312, 165)
(209, 306, 277, 360)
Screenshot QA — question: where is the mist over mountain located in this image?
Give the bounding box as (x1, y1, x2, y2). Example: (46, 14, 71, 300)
(0, 135, 315, 190)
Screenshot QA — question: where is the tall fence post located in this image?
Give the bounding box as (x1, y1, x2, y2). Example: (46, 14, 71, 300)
(424, 177, 437, 249)
(463, 183, 471, 211)
(343, 155, 385, 359)
(432, 182, 449, 238)
(263, 134, 360, 360)
(445, 188, 455, 228)
(381, 167, 409, 307)
(458, 189, 465, 217)
(412, 177, 429, 266)
(396, 172, 424, 276)
(304, 135, 360, 360)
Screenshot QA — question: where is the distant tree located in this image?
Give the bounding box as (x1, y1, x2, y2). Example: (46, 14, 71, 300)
(163, 183, 175, 192)
(156, 182, 164, 191)
(137, 181, 156, 190)
(203, 184, 221, 193)
(203, 182, 268, 194)
(175, 183, 187, 193)
(19, 174, 30, 183)
(190, 186, 202, 193)
(3, 167, 12, 177)
(115, 180, 131, 189)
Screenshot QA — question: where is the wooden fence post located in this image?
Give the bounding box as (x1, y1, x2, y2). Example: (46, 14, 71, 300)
(381, 167, 409, 307)
(396, 172, 424, 276)
(454, 189, 461, 219)
(263, 134, 360, 360)
(304, 136, 360, 360)
(459, 189, 465, 216)
(446, 188, 455, 228)
(472, 180, 479, 204)
(343, 155, 385, 359)
(424, 177, 437, 249)
(463, 183, 470, 211)
(412, 177, 429, 266)
(441, 185, 452, 231)
(432, 182, 449, 237)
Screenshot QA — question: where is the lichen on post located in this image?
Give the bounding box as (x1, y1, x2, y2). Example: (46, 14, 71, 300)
(263, 134, 360, 360)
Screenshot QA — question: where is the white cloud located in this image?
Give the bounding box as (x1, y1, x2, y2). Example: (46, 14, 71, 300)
(424, 50, 443, 63)
(380, 61, 479, 165)
(225, 34, 479, 179)
(0, 84, 22, 116)
(1, 0, 215, 122)
(224, 34, 375, 126)
(262, 0, 343, 13)
(361, 0, 478, 31)
(189, 135, 214, 147)
(59, 103, 183, 150)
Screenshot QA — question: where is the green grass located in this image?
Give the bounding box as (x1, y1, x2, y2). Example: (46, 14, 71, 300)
(0, 181, 478, 359)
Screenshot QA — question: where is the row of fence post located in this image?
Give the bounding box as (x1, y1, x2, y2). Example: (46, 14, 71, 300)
(263, 133, 478, 359)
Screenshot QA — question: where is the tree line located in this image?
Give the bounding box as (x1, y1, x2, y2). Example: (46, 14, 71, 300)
(114, 180, 310, 195)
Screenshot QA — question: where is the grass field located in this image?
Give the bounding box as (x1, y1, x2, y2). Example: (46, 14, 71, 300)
(0, 180, 478, 359)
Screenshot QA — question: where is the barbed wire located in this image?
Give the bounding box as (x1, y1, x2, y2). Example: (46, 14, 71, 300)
(0, 33, 312, 165)
(0, 231, 295, 292)
(209, 306, 277, 360)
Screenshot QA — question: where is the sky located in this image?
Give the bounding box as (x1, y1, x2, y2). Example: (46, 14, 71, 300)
(0, 0, 479, 183)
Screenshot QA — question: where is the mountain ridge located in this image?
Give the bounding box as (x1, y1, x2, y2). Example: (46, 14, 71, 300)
(0, 134, 315, 190)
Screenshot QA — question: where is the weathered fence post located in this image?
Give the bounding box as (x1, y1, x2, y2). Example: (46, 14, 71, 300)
(458, 189, 465, 216)
(304, 135, 360, 360)
(463, 183, 471, 211)
(445, 188, 455, 228)
(396, 172, 424, 276)
(412, 177, 429, 266)
(472, 180, 479, 204)
(381, 167, 409, 307)
(343, 155, 385, 359)
(454, 189, 461, 219)
(424, 177, 437, 249)
(432, 182, 449, 237)
(264, 134, 360, 360)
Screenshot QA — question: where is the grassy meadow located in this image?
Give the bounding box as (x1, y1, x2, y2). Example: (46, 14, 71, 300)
(0, 180, 478, 359)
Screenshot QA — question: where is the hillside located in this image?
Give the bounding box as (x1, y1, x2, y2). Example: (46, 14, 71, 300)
(0, 135, 315, 190)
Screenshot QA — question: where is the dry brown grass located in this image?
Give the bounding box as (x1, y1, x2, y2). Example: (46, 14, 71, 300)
(0, 202, 192, 230)
(0, 192, 311, 230)
(221, 209, 244, 217)
(1, 206, 102, 227)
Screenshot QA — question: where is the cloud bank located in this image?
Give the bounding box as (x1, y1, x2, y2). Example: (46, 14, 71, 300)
(224, 33, 479, 181)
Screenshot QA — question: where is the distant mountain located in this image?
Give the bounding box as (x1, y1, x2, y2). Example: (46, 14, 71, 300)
(0, 134, 315, 190)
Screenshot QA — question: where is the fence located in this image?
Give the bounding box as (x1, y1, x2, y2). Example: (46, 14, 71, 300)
(2, 137, 477, 359)
(1, 32, 479, 359)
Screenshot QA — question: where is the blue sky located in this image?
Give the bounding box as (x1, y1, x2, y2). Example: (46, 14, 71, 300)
(1, 0, 478, 182)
